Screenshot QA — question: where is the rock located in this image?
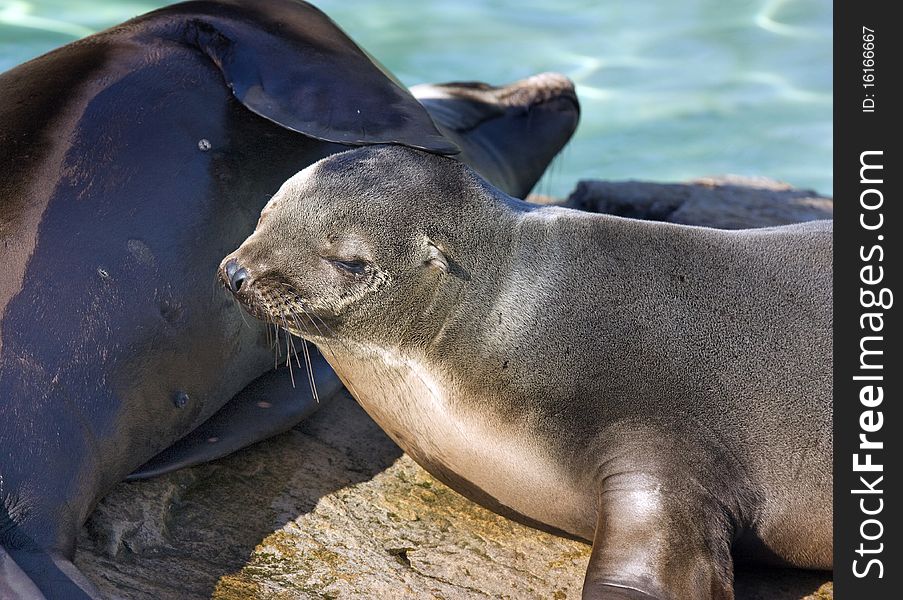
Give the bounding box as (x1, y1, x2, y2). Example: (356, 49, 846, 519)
(75, 177, 834, 599)
(563, 176, 833, 229)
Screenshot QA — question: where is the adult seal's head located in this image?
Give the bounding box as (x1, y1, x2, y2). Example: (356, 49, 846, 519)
(412, 73, 579, 198)
(223, 146, 832, 599)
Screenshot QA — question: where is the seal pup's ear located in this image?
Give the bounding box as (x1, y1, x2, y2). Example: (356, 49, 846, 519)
(175, 0, 458, 154)
(422, 236, 472, 280)
(423, 239, 450, 274)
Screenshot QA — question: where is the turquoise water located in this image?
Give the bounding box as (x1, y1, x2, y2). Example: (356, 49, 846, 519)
(0, 0, 832, 198)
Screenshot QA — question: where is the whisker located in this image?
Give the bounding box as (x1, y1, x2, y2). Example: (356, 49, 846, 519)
(270, 283, 318, 404)
(233, 296, 251, 329)
(296, 308, 325, 403)
(302, 337, 318, 403)
(281, 313, 302, 369)
(286, 309, 319, 403)
(273, 321, 281, 368)
(280, 315, 296, 388)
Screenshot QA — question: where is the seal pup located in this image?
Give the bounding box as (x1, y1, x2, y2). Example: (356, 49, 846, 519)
(0, 0, 579, 596)
(222, 146, 833, 599)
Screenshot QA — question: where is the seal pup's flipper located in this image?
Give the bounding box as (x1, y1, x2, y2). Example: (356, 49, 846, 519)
(127, 353, 342, 480)
(582, 473, 735, 600)
(412, 73, 580, 198)
(139, 0, 457, 154)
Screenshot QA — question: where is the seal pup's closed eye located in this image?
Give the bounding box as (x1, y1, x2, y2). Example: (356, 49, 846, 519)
(221, 145, 833, 600)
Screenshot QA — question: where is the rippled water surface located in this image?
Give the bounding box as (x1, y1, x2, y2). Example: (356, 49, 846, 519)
(0, 0, 832, 197)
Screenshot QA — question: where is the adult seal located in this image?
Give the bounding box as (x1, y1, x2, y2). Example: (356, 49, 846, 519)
(0, 0, 579, 597)
(222, 146, 833, 599)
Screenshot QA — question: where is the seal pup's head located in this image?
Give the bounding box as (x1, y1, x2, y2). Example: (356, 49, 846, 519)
(219, 146, 515, 347)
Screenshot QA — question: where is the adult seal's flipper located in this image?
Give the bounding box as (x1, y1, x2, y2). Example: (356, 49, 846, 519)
(1, 545, 102, 600)
(141, 0, 457, 153)
(1, 546, 45, 600)
(127, 353, 343, 480)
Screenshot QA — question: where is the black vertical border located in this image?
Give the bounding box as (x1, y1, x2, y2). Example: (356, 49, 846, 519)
(834, 0, 901, 597)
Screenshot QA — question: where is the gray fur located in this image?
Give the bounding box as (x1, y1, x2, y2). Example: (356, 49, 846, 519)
(222, 146, 833, 600)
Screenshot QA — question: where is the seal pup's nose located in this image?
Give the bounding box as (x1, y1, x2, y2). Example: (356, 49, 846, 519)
(223, 259, 249, 293)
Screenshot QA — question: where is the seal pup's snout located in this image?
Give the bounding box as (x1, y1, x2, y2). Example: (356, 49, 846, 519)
(218, 250, 306, 329)
(223, 259, 249, 293)
(219, 255, 257, 299)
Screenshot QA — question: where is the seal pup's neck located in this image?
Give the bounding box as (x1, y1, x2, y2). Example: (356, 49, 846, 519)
(314, 335, 598, 540)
